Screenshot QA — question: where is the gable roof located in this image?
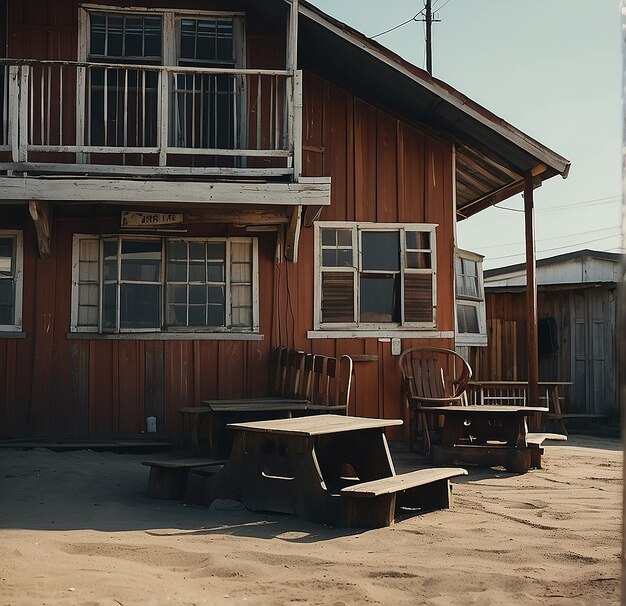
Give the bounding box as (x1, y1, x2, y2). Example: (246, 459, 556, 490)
(289, 1, 571, 219)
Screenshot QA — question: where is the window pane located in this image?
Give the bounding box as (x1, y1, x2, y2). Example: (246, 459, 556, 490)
(231, 261, 251, 283)
(362, 232, 399, 271)
(103, 283, 117, 329)
(168, 284, 187, 304)
(90, 14, 106, 55)
(189, 285, 206, 305)
(168, 260, 187, 282)
(121, 240, 161, 282)
(208, 262, 225, 282)
(0, 280, 14, 324)
(0, 237, 14, 276)
(189, 260, 206, 282)
(107, 16, 123, 57)
(168, 241, 186, 260)
(321, 229, 336, 247)
(208, 304, 225, 327)
(120, 283, 160, 329)
(124, 17, 143, 57)
(168, 304, 187, 326)
(458, 303, 479, 334)
(359, 275, 399, 323)
(406, 231, 430, 250)
(406, 252, 431, 269)
(144, 17, 162, 57)
(207, 242, 226, 261)
(103, 240, 118, 281)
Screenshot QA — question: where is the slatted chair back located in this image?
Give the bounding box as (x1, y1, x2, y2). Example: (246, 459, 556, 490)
(398, 347, 472, 453)
(269, 346, 289, 396)
(283, 349, 307, 398)
(309, 354, 353, 411)
(399, 347, 471, 405)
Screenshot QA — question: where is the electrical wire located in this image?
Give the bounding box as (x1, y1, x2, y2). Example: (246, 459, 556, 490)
(493, 194, 621, 214)
(371, 11, 424, 39)
(476, 226, 621, 250)
(486, 233, 623, 262)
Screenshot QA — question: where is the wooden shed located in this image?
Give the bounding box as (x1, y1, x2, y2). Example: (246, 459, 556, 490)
(471, 250, 620, 418)
(0, 0, 570, 441)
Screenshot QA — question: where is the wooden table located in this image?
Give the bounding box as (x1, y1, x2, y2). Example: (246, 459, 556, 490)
(417, 405, 549, 473)
(201, 414, 466, 527)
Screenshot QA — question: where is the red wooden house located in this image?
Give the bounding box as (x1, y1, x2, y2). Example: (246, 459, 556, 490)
(0, 0, 570, 441)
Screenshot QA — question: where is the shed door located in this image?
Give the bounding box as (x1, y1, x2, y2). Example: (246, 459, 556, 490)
(571, 289, 616, 415)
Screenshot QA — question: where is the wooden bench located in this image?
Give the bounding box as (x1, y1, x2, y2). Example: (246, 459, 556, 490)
(179, 348, 353, 456)
(526, 432, 567, 469)
(340, 468, 468, 528)
(142, 458, 226, 500)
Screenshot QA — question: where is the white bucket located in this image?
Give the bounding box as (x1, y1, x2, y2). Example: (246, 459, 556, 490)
(146, 416, 157, 433)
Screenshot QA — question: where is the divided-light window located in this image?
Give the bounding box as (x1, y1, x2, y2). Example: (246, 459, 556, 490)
(455, 250, 487, 346)
(316, 223, 437, 329)
(0, 231, 23, 331)
(71, 235, 257, 334)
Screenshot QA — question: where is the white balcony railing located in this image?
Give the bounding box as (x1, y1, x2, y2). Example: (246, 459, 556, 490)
(0, 59, 302, 178)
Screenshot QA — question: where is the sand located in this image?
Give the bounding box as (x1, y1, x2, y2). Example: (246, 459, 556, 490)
(0, 436, 621, 605)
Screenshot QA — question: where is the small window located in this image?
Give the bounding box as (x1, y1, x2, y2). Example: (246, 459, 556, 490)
(455, 250, 486, 346)
(0, 231, 23, 332)
(316, 222, 437, 329)
(71, 235, 258, 334)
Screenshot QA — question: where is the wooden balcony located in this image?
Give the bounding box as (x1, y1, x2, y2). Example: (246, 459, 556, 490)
(0, 59, 303, 180)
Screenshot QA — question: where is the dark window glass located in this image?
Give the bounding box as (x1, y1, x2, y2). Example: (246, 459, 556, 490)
(121, 240, 161, 282)
(362, 232, 400, 271)
(406, 230, 430, 251)
(0, 237, 13, 276)
(103, 283, 117, 329)
(457, 303, 479, 334)
(0, 280, 14, 325)
(360, 275, 400, 323)
(120, 283, 161, 329)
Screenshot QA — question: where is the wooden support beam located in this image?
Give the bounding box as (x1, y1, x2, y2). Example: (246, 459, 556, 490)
(28, 201, 52, 259)
(285, 205, 302, 263)
(523, 173, 539, 428)
(303, 205, 324, 227)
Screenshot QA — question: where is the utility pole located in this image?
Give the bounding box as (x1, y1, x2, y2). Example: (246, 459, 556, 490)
(425, 0, 433, 75)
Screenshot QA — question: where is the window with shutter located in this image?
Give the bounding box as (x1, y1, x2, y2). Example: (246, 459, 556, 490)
(315, 222, 437, 330)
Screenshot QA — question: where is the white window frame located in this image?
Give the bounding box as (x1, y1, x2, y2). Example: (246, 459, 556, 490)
(0, 230, 23, 332)
(455, 248, 487, 347)
(313, 221, 438, 332)
(71, 234, 259, 335)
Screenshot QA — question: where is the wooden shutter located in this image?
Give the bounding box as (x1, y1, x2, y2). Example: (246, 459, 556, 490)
(404, 273, 433, 323)
(321, 272, 354, 323)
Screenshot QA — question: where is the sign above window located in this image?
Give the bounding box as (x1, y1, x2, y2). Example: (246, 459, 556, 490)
(121, 211, 183, 228)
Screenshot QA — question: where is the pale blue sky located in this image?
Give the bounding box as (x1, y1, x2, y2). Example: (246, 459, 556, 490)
(309, 0, 623, 269)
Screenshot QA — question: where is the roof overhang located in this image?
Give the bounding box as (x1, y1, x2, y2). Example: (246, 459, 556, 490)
(294, 1, 571, 220)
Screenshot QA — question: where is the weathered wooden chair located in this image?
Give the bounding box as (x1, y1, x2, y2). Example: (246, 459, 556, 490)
(398, 347, 472, 455)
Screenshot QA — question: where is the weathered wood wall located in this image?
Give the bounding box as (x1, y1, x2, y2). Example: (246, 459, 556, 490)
(469, 289, 617, 416)
(1, 1, 457, 440)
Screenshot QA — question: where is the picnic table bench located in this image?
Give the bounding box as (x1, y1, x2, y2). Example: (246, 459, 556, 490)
(179, 348, 353, 456)
(202, 414, 468, 528)
(142, 458, 226, 500)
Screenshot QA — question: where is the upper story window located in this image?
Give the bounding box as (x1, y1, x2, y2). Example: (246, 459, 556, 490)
(314, 222, 437, 330)
(71, 235, 258, 334)
(455, 249, 487, 346)
(0, 231, 23, 332)
(81, 8, 245, 150)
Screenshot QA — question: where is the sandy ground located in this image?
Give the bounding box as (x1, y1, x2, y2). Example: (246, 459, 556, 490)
(0, 436, 621, 606)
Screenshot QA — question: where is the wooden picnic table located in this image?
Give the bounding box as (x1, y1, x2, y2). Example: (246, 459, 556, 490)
(417, 404, 549, 473)
(202, 414, 467, 528)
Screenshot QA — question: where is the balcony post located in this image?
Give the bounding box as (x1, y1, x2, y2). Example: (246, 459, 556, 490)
(17, 65, 29, 162)
(158, 68, 169, 166)
(286, 0, 300, 181)
(8, 65, 19, 162)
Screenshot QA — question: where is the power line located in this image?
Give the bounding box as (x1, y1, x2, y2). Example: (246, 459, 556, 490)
(477, 226, 621, 250)
(486, 233, 622, 262)
(492, 194, 621, 214)
(371, 11, 424, 39)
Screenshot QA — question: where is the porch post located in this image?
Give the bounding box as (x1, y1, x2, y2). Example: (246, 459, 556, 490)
(523, 172, 540, 427)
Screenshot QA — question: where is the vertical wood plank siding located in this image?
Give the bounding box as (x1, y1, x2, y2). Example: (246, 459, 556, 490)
(0, 2, 456, 439)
